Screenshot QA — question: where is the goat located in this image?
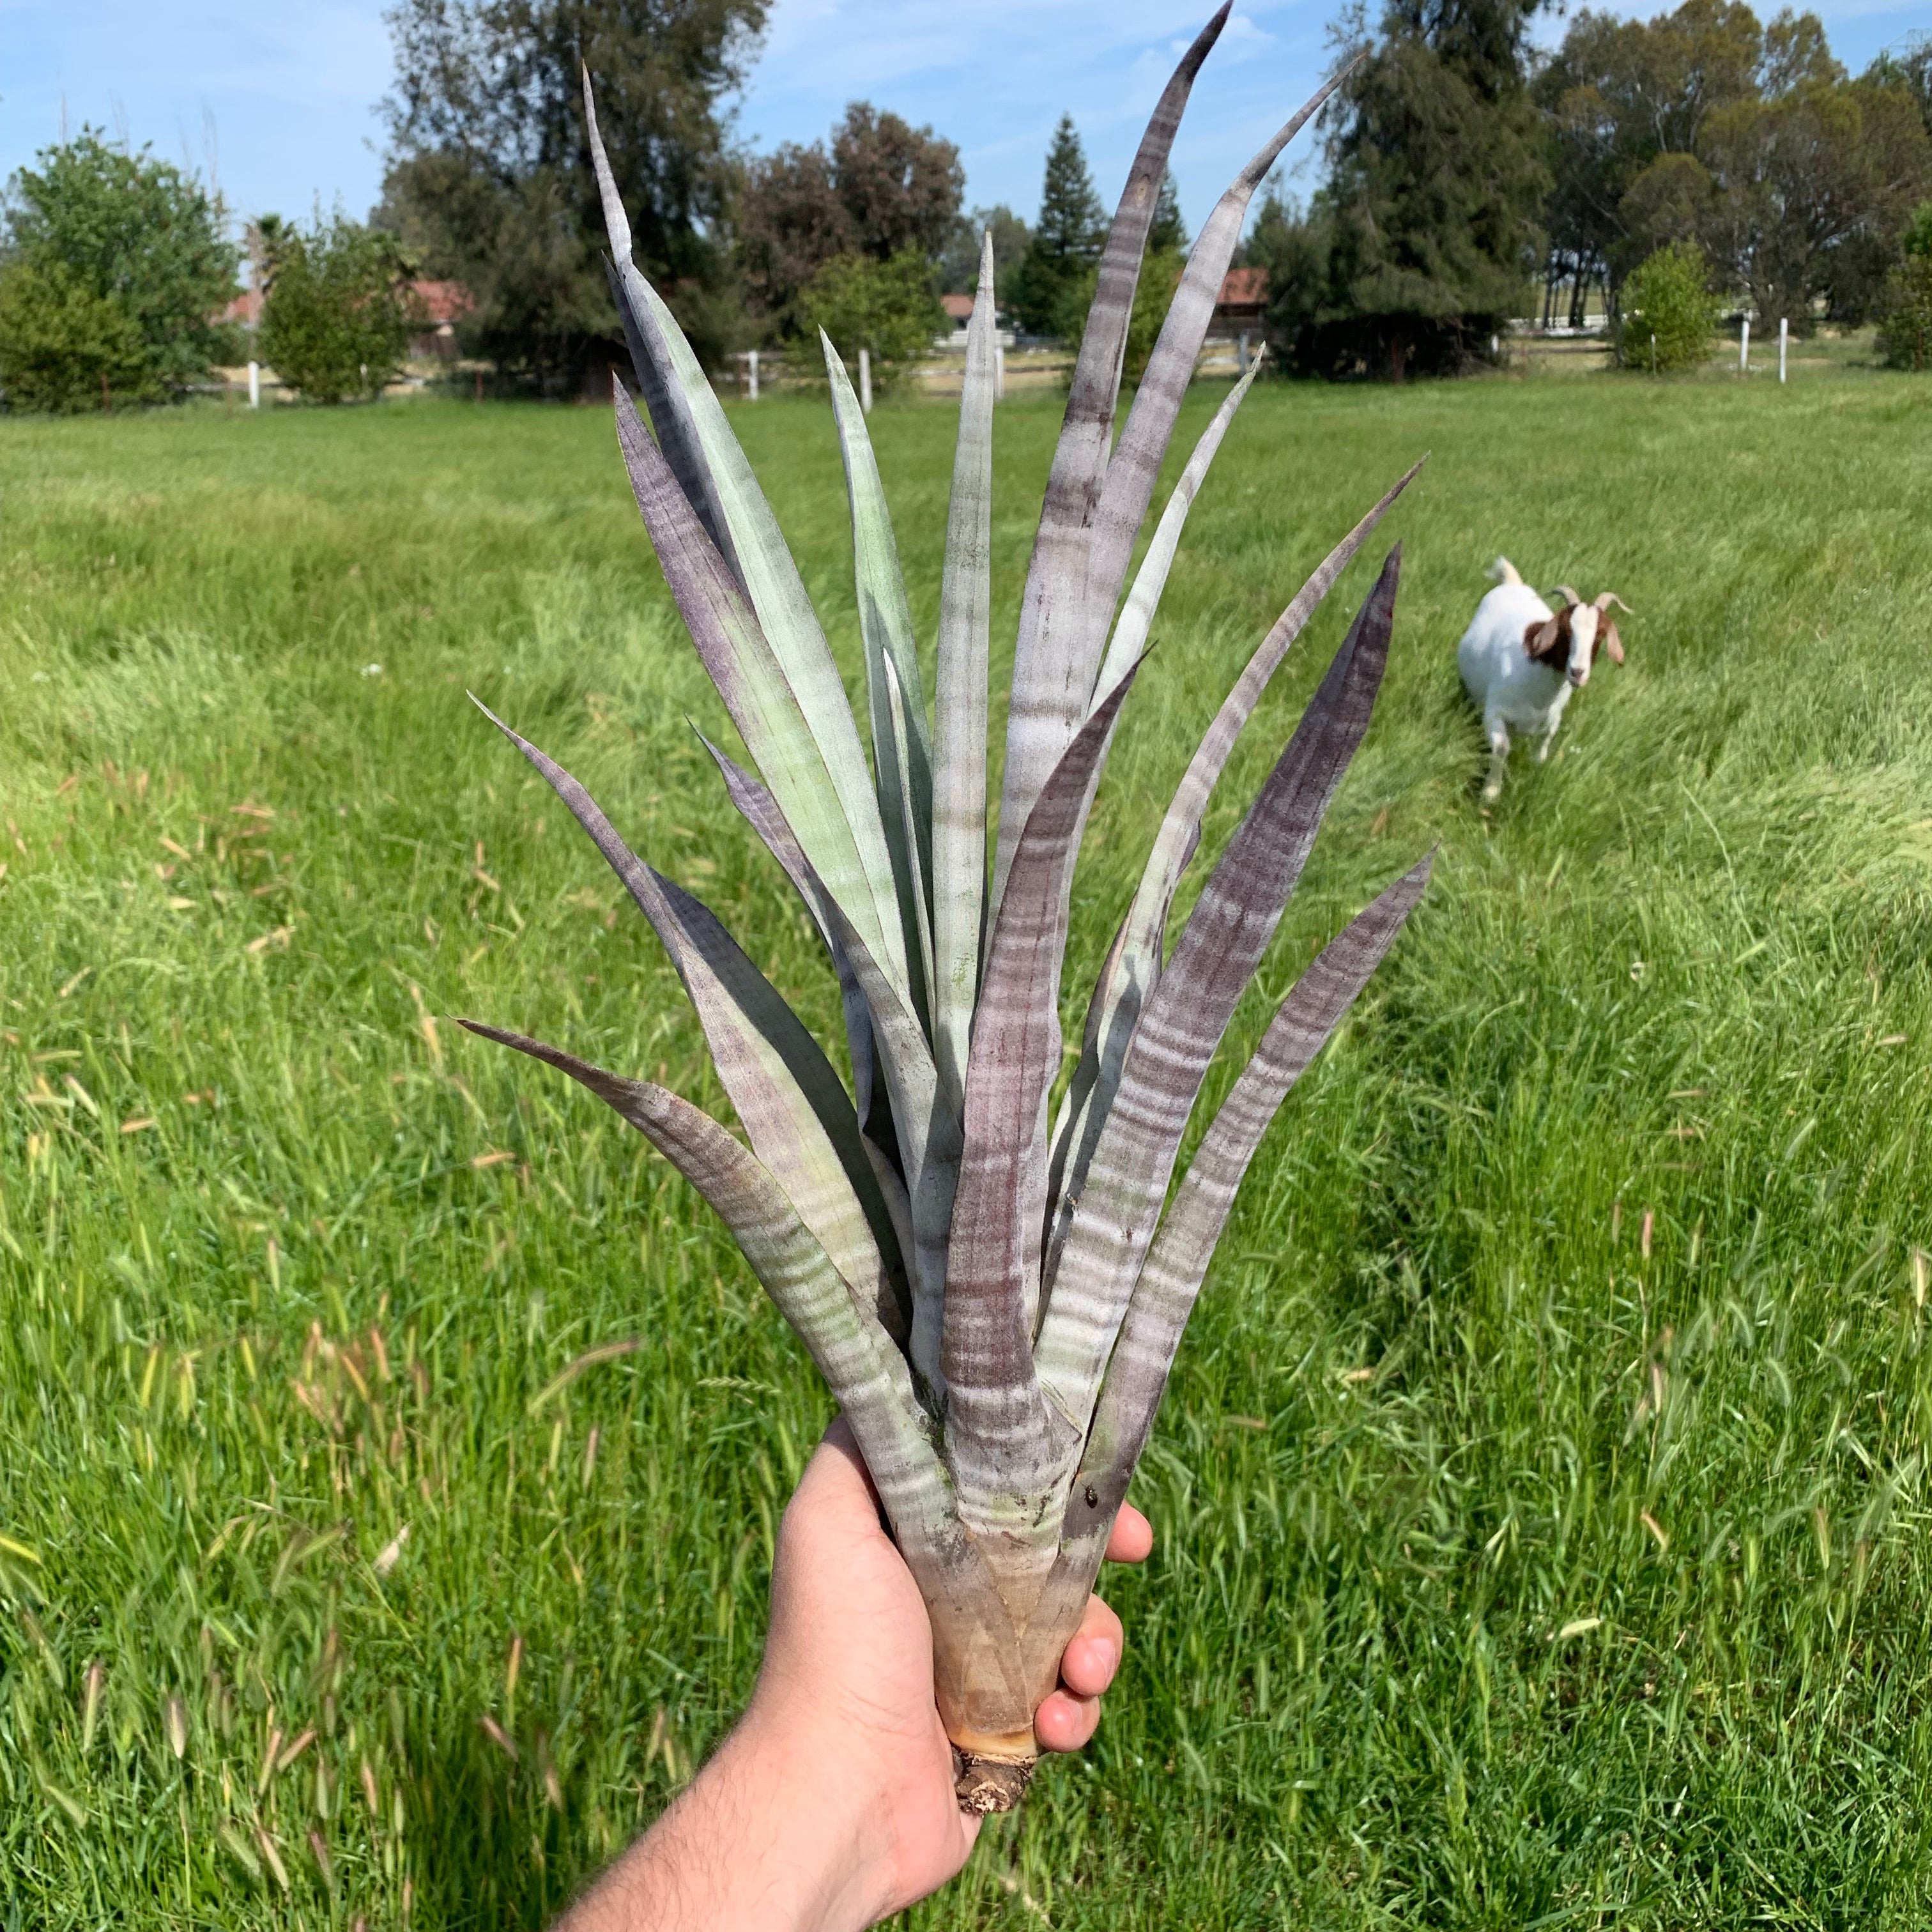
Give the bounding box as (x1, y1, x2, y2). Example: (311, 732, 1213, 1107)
(1458, 558, 1630, 803)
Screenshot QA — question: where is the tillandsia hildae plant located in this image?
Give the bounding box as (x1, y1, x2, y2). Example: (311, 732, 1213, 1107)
(462, 6, 1432, 1813)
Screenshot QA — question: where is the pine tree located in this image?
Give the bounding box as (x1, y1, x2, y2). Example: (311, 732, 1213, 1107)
(1011, 115, 1107, 334)
(1272, 0, 1549, 378)
(1149, 167, 1189, 254)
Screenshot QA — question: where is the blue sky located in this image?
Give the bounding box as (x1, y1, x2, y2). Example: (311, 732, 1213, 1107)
(1, 0, 1923, 240)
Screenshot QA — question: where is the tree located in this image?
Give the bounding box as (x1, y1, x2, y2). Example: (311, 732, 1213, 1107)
(1266, 0, 1549, 378)
(829, 105, 964, 261)
(1863, 38, 1931, 140)
(1149, 167, 1188, 254)
(0, 258, 154, 412)
(377, 0, 768, 381)
(941, 205, 1030, 296)
(1063, 249, 1183, 385)
(258, 211, 420, 402)
(1009, 116, 1106, 336)
(1, 129, 238, 397)
(1534, 3, 1931, 329)
(1618, 238, 1720, 368)
(737, 104, 963, 333)
(1535, 0, 1771, 319)
(799, 249, 943, 384)
(1698, 73, 1932, 328)
(1876, 199, 1932, 368)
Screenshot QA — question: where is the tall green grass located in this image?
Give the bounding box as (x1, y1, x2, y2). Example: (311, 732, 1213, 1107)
(2, 364, 1930, 1926)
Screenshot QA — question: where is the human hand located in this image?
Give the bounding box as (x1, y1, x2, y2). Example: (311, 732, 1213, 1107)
(748, 1416, 1154, 1924)
(556, 1414, 1151, 1931)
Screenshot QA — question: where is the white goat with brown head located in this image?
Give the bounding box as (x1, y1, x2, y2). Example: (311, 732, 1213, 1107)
(1457, 558, 1631, 803)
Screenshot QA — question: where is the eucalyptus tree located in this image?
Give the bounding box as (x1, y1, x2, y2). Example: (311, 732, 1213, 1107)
(467, 6, 1430, 1811)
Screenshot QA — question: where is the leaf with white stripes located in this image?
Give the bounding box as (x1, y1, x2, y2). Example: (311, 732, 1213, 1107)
(1076, 854, 1432, 1508)
(1089, 351, 1266, 705)
(475, 699, 908, 1344)
(1046, 465, 1423, 1280)
(1034, 549, 1401, 1430)
(825, 333, 936, 1027)
(945, 664, 1143, 1522)
(1077, 59, 1359, 678)
(458, 1020, 953, 1553)
(931, 229, 997, 1104)
(992, 5, 1230, 920)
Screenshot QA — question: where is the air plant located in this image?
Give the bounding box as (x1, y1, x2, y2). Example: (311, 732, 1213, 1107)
(463, 6, 1430, 1813)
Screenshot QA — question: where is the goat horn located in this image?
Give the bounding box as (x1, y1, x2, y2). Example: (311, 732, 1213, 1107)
(1552, 585, 1581, 608)
(1595, 592, 1633, 615)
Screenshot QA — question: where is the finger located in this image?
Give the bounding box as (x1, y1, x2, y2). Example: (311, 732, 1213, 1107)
(1059, 1595, 1124, 1699)
(1034, 1687, 1101, 1753)
(786, 1413, 887, 1541)
(1105, 1504, 1153, 1564)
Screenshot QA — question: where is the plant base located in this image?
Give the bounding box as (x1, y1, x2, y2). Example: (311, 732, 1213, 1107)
(952, 1746, 1036, 1814)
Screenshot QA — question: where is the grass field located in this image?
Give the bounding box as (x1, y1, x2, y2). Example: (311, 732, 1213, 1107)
(2, 358, 1931, 1928)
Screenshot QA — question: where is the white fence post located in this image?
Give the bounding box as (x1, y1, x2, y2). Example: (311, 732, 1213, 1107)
(247, 360, 260, 409)
(1779, 318, 1788, 384)
(748, 348, 759, 402)
(1739, 318, 1749, 372)
(859, 347, 872, 413)
(1238, 330, 1251, 376)
(994, 343, 1006, 399)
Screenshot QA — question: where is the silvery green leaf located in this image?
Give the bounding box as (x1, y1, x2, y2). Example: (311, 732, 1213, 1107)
(612, 385, 905, 988)
(931, 229, 997, 1105)
(1075, 854, 1431, 1509)
(991, 4, 1230, 924)
(475, 698, 908, 1346)
(1034, 549, 1400, 1432)
(458, 1020, 954, 1549)
(824, 332, 937, 1026)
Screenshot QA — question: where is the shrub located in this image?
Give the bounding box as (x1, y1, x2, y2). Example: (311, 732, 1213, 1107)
(0, 258, 155, 413)
(1063, 249, 1184, 385)
(2, 128, 238, 395)
(1876, 254, 1932, 369)
(799, 249, 942, 387)
(259, 214, 418, 404)
(1618, 241, 1721, 373)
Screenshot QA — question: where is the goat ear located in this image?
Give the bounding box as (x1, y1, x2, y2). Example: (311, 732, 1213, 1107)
(1524, 612, 1567, 663)
(1601, 620, 1624, 664)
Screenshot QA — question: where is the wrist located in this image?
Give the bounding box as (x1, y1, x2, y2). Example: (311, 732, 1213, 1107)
(723, 1694, 899, 1931)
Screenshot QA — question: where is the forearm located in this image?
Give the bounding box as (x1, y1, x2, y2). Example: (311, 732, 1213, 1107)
(554, 1710, 887, 1932)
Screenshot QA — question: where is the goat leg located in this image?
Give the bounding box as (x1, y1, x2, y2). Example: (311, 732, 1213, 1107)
(1482, 719, 1511, 804)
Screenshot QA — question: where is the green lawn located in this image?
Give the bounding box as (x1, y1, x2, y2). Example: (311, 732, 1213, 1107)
(2, 361, 1931, 1928)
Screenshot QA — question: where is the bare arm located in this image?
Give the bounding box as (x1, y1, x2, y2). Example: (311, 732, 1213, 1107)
(556, 1417, 1153, 1932)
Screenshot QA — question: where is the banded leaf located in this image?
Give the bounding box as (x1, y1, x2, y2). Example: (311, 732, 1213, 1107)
(992, 4, 1231, 919)
(459, 1022, 951, 1552)
(931, 231, 997, 1102)
(1078, 854, 1433, 1509)
(1034, 549, 1402, 1430)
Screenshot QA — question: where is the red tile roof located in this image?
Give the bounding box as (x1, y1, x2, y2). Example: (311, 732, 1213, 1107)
(217, 279, 473, 328)
(411, 279, 473, 325)
(940, 293, 974, 321)
(1217, 267, 1269, 309)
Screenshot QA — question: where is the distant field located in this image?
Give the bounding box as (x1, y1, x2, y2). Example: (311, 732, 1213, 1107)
(2, 360, 1930, 1928)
